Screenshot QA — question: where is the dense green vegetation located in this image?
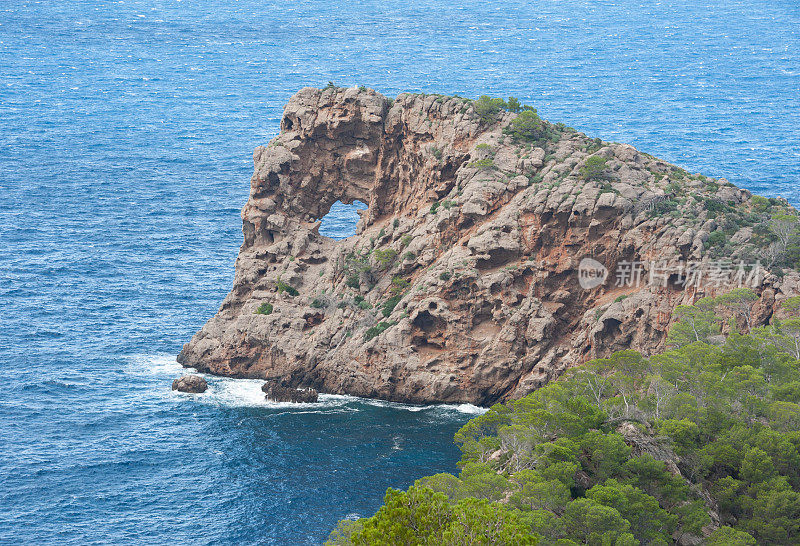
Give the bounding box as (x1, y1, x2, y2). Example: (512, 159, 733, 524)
(328, 292, 800, 545)
(640, 167, 800, 269)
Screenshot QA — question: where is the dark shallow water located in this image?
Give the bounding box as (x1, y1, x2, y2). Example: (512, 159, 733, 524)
(1, 0, 799, 544)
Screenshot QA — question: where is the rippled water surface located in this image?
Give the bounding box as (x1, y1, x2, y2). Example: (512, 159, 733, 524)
(1, 0, 799, 543)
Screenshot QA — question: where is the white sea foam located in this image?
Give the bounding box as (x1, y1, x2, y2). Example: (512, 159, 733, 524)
(201, 377, 269, 407)
(198, 377, 353, 411)
(357, 397, 488, 415)
(130, 354, 488, 415)
(125, 353, 185, 377)
(440, 403, 488, 415)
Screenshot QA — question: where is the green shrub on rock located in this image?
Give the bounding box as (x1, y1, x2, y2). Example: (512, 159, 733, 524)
(345, 273, 360, 289)
(705, 229, 728, 249)
(276, 279, 299, 296)
(504, 110, 547, 142)
(255, 302, 273, 315)
(579, 155, 608, 181)
(507, 96, 522, 113)
(467, 158, 495, 170)
(473, 95, 507, 123)
(373, 248, 397, 267)
(381, 294, 402, 317)
(364, 321, 396, 341)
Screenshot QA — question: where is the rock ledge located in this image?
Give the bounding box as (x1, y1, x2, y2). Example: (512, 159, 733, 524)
(262, 381, 319, 403)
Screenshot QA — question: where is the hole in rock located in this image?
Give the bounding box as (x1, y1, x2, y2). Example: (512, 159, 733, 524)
(318, 200, 367, 240)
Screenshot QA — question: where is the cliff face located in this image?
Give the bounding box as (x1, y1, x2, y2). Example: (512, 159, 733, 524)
(178, 87, 799, 405)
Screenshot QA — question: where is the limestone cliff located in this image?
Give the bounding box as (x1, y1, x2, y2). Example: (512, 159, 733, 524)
(178, 87, 800, 405)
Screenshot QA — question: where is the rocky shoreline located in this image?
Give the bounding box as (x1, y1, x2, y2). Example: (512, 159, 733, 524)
(178, 87, 799, 405)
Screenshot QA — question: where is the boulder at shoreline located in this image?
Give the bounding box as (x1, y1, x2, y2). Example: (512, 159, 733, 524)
(172, 375, 208, 393)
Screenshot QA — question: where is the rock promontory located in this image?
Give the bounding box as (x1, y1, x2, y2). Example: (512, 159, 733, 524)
(178, 87, 800, 405)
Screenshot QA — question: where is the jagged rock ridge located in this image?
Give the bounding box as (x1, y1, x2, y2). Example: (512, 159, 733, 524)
(178, 87, 799, 405)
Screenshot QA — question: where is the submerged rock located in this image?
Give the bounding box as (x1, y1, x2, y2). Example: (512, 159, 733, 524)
(262, 381, 318, 403)
(178, 86, 799, 405)
(171, 375, 207, 393)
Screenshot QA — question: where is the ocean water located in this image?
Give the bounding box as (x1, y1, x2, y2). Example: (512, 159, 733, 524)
(1, 0, 799, 544)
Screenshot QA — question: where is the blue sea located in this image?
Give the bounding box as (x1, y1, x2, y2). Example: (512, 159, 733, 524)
(1, 1, 799, 544)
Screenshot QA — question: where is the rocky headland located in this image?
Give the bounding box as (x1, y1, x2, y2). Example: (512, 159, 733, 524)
(178, 87, 800, 405)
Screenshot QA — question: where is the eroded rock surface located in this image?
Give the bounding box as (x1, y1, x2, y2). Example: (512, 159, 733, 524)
(178, 87, 799, 405)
